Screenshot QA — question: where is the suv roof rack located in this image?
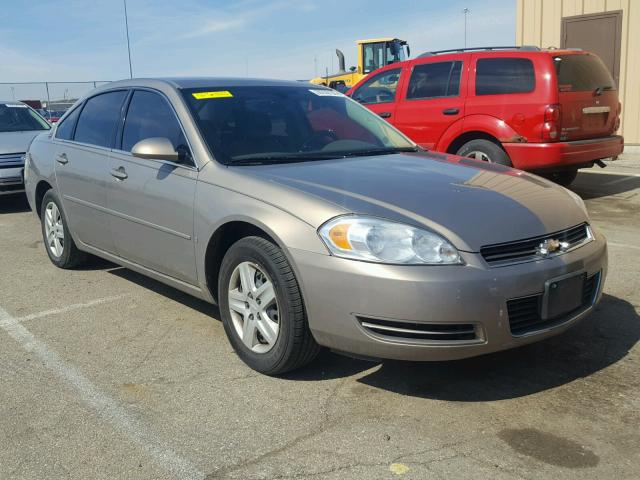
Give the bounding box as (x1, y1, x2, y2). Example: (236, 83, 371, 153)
(418, 45, 541, 58)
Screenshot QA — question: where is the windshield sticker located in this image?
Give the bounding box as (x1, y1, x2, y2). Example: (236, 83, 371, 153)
(4, 103, 28, 108)
(192, 91, 233, 100)
(309, 89, 344, 97)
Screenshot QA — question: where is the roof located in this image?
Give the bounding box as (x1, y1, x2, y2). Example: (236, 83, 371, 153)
(102, 77, 313, 90)
(356, 38, 404, 44)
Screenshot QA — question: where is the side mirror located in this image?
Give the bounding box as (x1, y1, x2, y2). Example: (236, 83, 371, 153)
(131, 137, 179, 162)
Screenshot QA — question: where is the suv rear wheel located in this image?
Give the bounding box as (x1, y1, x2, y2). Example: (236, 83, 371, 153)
(456, 139, 512, 167)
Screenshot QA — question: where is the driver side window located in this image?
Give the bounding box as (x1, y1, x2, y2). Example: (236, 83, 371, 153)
(352, 69, 402, 105)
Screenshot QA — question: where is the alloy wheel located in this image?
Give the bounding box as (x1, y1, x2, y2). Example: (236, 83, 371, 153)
(228, 261, 280, 353)
(466, 151, 491, 162)
(44, 201, 64, 258)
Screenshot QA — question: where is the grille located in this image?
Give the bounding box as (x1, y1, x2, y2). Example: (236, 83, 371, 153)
(481, 224, 591, 267)
(0, 153, 25, 169)
(357, 316, 477, 342)
(507, 272, 600, 336)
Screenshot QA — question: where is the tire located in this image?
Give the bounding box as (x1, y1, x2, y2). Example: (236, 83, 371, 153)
(218, 236, 320, 375)
(541, 169, 578, 187)
(456, 139, 513, 167)
(40, 190, 87, 269)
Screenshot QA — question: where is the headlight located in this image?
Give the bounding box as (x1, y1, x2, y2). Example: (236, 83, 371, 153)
(318, 216, 462, 265)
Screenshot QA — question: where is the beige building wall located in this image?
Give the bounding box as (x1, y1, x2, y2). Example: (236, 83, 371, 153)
(516, 0, 639, 145)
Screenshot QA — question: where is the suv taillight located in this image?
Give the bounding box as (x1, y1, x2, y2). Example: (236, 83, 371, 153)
(614, 102, 622, 131)
(542, 104, 561, 141)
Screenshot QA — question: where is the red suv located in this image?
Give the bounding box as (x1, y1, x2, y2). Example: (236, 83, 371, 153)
(348, 46, 623, 185)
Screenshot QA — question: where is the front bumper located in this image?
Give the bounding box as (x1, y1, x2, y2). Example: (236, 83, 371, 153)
(503, 135, 624, 171)
(291, 228, 607, 361)
(0, 154, 25, 195)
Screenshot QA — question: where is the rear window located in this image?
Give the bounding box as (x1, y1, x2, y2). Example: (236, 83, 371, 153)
(407, 61, 462, 99)
(475, 58, 535, 95)
(554, 54, 616, 92)
(74, 91, 128, 148)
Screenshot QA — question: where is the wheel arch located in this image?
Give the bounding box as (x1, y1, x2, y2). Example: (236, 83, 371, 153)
(439, 114, 524, 154)
(203, 218, 286, 304)
(34, 180, 54, 218)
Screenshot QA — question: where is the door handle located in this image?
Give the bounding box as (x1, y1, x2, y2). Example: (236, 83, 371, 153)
(442, 108, 460, 115)
(110, 166, 128, 180)
(56, 153, 68, 165)
(378, 112, 392, 118)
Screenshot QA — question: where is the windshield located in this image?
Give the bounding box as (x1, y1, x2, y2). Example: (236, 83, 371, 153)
(554, 54, 616, 92)
(0, 103, 50, 132)
(181, 86, 415, 164)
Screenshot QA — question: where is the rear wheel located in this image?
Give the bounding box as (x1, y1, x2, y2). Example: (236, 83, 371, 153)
(456, 139, 512, 167)
(218, 236, 320, 375)
(40, 190, 87, 269)
(541, 169, 578, 187)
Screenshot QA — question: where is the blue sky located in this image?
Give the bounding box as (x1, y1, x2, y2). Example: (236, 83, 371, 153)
(1, 0, 515, 98)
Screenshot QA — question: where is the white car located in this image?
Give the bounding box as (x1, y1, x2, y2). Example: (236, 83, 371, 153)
(0, 101, 50, 196)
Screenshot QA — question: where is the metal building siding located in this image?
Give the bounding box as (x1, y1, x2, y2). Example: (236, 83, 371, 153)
(516, 0, 639, 144)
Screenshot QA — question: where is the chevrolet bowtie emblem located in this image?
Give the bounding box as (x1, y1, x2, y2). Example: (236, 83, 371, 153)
(536, 239, 570, 257)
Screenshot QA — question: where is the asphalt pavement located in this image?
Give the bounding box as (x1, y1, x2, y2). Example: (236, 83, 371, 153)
(0, 155, 638, 479)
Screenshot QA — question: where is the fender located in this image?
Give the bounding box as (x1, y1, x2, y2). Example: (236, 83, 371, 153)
(436, 114, 524, 152)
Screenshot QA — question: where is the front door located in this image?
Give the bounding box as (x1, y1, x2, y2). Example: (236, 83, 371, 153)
(107, 89, 198, 284)
(393, 57, 466, 149)
(351, 67, 403, 123)
(54, 90, 128, 254)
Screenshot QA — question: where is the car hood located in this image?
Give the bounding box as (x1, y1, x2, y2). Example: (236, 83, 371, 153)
(0, 130, 44, 156)
(240, 153, 588, 252)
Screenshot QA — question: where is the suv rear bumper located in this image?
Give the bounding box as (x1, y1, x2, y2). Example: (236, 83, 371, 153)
(503, 135, 624, 171)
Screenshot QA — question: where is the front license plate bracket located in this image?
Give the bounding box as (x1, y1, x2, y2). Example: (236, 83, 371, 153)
(541, 271, 586, 320)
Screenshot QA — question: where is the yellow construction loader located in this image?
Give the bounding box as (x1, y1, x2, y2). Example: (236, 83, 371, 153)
(309, 38, 410, 89)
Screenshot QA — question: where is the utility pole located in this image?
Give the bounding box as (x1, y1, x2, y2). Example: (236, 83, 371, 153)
(123, 0, 133, 78)
(463, 8, 470, 48)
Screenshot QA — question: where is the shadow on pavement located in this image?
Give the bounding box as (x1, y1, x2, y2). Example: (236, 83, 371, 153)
(107, 266, 220, 318)
(355, 294, 639, 401)
(571, 171, 640, 199)
(0, 194, 30, 214)
(101, 257, 638, 392)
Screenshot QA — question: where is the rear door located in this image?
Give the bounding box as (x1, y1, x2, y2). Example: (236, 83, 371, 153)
(107, 89, 198, 284)
(54, 90, 128, 254)
(351, 67, 403, 122)
(393, 56, 466, 149)
(553, 53, 618, 141)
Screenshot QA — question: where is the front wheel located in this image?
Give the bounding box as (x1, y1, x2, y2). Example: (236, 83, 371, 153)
(218, 236, 320, 375)
(40, 190, 87, 269)
(456, 139, 513, 167)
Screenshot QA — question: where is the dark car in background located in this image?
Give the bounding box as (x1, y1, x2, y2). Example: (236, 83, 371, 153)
(0, 101, 50, 196)
(348, 47, 623, 186)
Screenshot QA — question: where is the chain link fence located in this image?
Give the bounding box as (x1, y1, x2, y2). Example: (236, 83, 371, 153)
(0, 81, 111, 114)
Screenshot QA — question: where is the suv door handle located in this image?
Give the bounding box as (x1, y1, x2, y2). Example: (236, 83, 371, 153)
(442, 108, 460, 115)
(56, 153, 68, 165)
(378, 112, 392, 118)
(110, 166, 128, 180)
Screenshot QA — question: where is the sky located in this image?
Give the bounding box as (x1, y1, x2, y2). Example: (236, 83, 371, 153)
(0, 0, 516, 100)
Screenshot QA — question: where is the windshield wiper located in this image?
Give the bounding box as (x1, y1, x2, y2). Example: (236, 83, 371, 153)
(227, 146, 421, 165)
(227, 153, 340, 165)
(335, 146, 421, 158)
(594, 85, 613, 96)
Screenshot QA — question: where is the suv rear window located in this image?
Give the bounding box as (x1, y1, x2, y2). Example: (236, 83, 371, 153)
(475, 58, 535, 95)
(554, 54, 616, 92)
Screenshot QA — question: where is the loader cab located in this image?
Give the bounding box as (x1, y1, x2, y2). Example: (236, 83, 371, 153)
(358, 38, 409, 75)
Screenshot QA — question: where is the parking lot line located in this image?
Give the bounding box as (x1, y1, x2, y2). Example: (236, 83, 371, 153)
(0, 304, 205, 480)
(580, 169, 640, 178)
(15, 294, 128, 323)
